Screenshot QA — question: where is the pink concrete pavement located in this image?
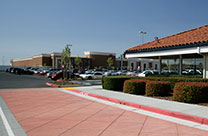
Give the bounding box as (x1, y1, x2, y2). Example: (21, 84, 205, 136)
(0, 88, 208, 136)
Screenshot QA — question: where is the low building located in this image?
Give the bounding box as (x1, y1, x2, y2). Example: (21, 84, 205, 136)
(84, 51, 116, 69)
(124, 25, 208, 78)
(11, 51, 116, 69)
(11, 54, 52, 67)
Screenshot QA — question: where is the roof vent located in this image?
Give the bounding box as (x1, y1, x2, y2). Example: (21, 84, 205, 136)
(155, 37, 159, 43)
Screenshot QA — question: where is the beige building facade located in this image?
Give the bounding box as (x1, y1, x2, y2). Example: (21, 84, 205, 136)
(11, 51, 116, 69)
(11, 54, 52, 67)
(84, 51, 116, 68)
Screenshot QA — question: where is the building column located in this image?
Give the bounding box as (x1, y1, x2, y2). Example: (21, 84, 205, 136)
(159, 56, 162, 74)
(179, 55, 182, 75)
(203, 54, 208, 79)
(51, 56, 55, 68)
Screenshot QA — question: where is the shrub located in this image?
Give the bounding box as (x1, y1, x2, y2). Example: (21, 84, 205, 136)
(145, 77, 208, 91)
(173, 82, 208, 103)
(148, 74, 203, 78)
(123, 79, 147, 95)
(102, 76, 208, 92)
(102, 76, 132, 91)
(145, 81, 171, 96)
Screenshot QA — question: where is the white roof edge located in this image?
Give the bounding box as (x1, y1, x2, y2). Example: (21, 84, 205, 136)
(70, 55, 88, 58)
(51, 52, 62, 56)
(12, 53, 51, 62)
(12, 57, 33, 62)
(84, 51, 116, 56)
(33, 54, 51, 58)
(125, 46, 208, 58)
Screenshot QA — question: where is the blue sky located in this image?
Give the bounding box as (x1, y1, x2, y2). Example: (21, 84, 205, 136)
(0, 0, 208, 65)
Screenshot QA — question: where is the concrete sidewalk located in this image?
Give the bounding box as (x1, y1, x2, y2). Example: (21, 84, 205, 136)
(0, 88, 208, 136)
(66, 85, 208, 124)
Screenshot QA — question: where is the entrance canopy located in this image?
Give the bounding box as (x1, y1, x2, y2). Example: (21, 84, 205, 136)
(124, 25, 208, 78)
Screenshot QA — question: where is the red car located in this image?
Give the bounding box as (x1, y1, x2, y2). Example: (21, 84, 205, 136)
(51, 71, 63, 80)
(51, 70, 77, 80)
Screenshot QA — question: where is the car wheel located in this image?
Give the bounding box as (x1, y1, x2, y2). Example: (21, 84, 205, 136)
(88, 76, 92, 80)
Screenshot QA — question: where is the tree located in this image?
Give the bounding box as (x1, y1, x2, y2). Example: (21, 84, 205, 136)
(74, 57, 82, 69)
(107, 57, 114, 69)
(43, 63, 47, 68)
(61, 44, 71, 79)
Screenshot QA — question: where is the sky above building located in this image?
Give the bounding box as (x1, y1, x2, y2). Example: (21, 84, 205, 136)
(0, 0, 208, 65)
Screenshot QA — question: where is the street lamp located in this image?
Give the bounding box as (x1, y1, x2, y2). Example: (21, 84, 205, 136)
(140, 31, 147, 44)
(120, 54, 123, 71)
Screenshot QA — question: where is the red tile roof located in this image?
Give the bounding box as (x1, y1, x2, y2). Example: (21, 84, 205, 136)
(126, 25, 208, 52)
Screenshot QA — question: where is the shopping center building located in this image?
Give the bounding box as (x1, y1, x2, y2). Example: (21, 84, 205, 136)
(11, 50, 160, 71)
(11, 51, 115, 69)
(124, 25, 208, 78)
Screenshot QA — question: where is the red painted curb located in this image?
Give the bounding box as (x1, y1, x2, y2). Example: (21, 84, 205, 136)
(66, 89, 208, 125)
(45, 82, 61, 88)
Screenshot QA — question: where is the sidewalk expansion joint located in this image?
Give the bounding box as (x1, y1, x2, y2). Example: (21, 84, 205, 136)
(58, 105, 108, 136)
(27, 101, 95, 133)
(98, 110, 125, 136)
(59, 88, 208, 131)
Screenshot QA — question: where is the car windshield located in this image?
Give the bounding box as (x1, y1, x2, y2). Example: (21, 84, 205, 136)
(143, 71, 151, 74)
(143, 71, 147, 74)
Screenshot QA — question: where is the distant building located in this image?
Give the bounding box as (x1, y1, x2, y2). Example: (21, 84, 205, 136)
(11, 53, 53, 67)
(11, 51, 116, 69)
(84, 51, 116, 69)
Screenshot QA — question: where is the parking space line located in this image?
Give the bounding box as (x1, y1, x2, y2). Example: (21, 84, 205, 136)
(0, 107, 15, 136)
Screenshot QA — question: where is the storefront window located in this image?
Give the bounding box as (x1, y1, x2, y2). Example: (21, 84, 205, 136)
(160, 55, 203, 75)
(161, 58, 179, 74)
(182, 58, 203, 75)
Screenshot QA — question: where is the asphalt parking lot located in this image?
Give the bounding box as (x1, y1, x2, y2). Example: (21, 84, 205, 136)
(0, 71, 51, 89)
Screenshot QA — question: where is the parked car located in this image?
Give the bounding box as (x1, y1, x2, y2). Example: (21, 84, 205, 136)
(137, 70, 158, 77)
(161, 70, 177, 75)
(12, 68, 24, 74)
(9, 67, 34, 75)
(126, 71, 137, 76)
(30, 67, 39, 74)
(7, 67, 14, 73)
(51, 70, 63, 80)
(117, 70, 127, 76)
(47, 69, 61, 78)
(182, 69, 202, 75)
(51, 70, 76, 80)
(79, 72, 103, 79)
(39, 68, 50, 75)
(22, 68, 34, 75)
(103, 70, 118, 76)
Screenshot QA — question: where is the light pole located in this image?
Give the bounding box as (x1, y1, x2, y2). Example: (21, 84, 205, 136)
(140, 31, 147, 44)
(120, 54, 123, 71)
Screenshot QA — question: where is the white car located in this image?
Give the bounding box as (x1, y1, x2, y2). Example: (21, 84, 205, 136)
(103, 70, 119, 76)
(126, 71, 137, 76)
(79, 72, 103, 79)
(137, 70, 158, 77)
